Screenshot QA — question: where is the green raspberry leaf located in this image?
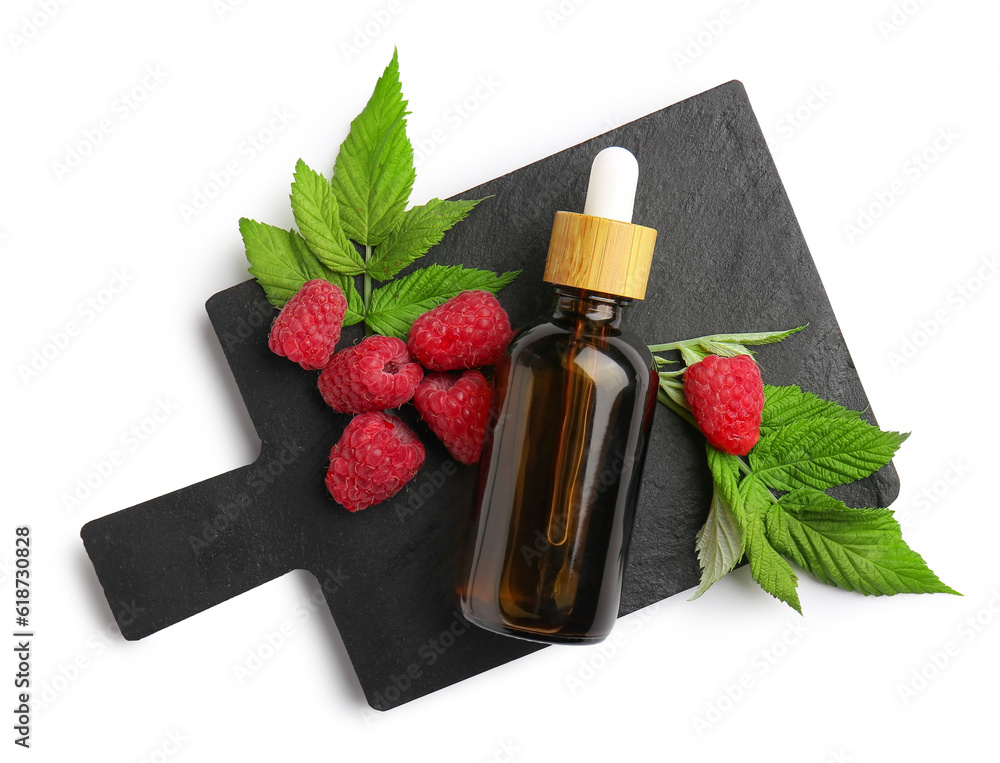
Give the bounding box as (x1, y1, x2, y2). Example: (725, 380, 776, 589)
(657, 378, 688, 411)
(331, 48, 415, 246)
(690, 447, 746, 600)
(286, 232, 364, 327)
(648, 326, 805, 355)
(696, 327, 806, 346)
(290, 159, 364, 275)
(240, 218, 364, 325)
(679, 345, 707, 366)
(366, 264, 519, 339)
(737, 476, 801, 613)
(706, 446, 743, 522)
(367, 197, 486, 281)
(331, 274, 365, 327)
(699, 341, 753, 358)
(690, 487, 744, 601)
(240, 218, 325, 308)
(769, 488, 960, 596)
(749, 387, 909, 491)
(760, 384, 864, 435)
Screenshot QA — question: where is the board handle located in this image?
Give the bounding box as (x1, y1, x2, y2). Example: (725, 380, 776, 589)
(80, 445, 309, 640)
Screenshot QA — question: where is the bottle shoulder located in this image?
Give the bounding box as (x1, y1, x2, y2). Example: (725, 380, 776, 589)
(507, 317, 653, 371)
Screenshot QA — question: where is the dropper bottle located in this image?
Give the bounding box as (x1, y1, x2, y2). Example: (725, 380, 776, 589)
(458, 147, 659, 644)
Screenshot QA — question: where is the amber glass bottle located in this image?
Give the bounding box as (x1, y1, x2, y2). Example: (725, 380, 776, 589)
(458, 147, 659, 644)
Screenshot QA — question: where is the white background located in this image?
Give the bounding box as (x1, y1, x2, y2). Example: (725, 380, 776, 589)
(4, 0, 998, 760)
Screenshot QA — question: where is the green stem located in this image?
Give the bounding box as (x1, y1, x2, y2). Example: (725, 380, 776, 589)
(657, 388, 697, 428)
(363, 244, 373, 336)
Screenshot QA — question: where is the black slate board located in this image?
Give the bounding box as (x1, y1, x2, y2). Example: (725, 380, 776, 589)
(81, 81, 900, 711)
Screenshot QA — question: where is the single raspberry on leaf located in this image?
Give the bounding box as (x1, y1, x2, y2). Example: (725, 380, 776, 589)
(413, 370, 492, 465)
(407, 290, 511, 372)
(268, 279, 347, 370)
(683, 353, 764, 456)
(318, 335, 423, 413)
(325, 411, 425, 512)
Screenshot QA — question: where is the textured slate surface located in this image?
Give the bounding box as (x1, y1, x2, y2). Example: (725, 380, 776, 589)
(81, 80, 899, 711)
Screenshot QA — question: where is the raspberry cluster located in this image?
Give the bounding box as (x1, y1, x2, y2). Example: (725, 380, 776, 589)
(268, 285, 511, 511)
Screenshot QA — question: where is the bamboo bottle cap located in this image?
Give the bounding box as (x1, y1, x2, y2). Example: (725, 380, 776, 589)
(543, 148, 657, 300)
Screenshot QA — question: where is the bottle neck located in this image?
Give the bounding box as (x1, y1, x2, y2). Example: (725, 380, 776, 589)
(551, 286, 630, 329)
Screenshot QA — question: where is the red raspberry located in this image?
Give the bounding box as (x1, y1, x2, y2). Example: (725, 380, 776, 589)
(413, 370, 491, 465)
(325, 411, 425, 512)
(683, 354, 764, 456)
(268, 279, 347, 370)
(318, 335, 423, 413)
(407, 290, 512, 372)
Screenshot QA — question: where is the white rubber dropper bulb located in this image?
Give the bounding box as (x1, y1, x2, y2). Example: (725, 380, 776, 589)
(582, 146, 639, 224)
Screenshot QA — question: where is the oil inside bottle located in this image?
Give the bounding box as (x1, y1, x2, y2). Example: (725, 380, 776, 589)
(458, 288, 657, 643)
